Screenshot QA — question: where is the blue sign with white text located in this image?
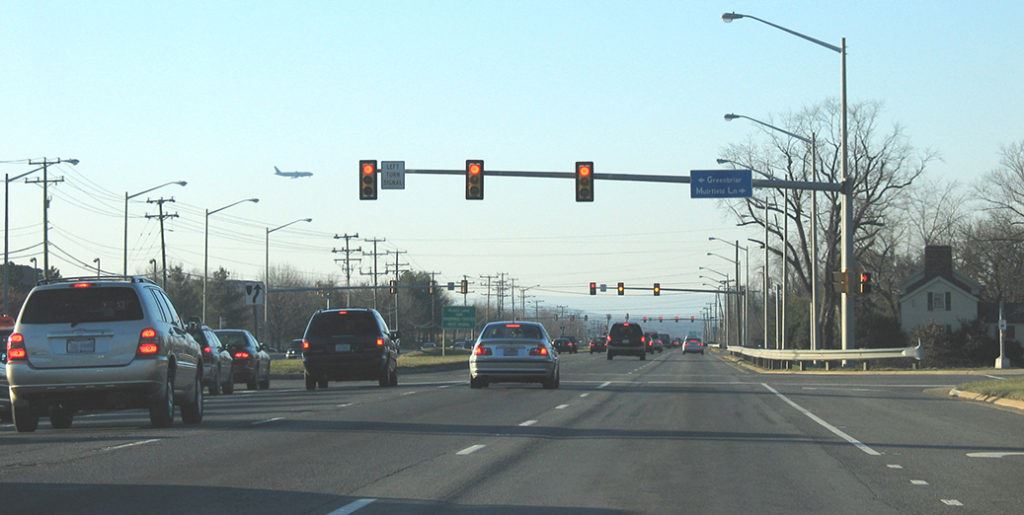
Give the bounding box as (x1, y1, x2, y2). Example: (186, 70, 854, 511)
(690, 169, 753, 198)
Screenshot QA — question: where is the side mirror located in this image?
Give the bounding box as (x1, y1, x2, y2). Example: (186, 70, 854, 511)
(390, 331, 400, 340)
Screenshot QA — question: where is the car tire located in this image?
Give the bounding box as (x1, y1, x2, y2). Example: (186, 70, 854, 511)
(49, 407, 74, 429)
(607, 353, 613, 360)
(470, 376, 483, 389)
(208, 366, 221, 396)
(13, 402, 38, 433)
(222, 378, 234, 395)
(246, 371, 259, 391)
(181, 373, 204, 425)
(389, 365, 399, 387)
(305, 372, 316, 391)
(259, 364, 270, 390)
(542, 371, 558, 389)
(318, 378, 329, 389)
(149, 372, 175, 428)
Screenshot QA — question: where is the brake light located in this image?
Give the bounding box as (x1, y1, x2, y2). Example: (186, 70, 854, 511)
(337, 311, 348, 315)
(137, 327, 159, 356)
(474, 345, 492, 356)
(72, 282, 93, 289)
(301, 340, 310, 350)
(641, 336, 647, 343)
(202, 346, 212, 354)
(623, 322, 630, 327)
(529, 345, 549, 357)
(376, 337, 384, 347)
(505, 324, 521, 328)
(606, 335, 611, 343)
(233, 351, 251, 359)
(7, 332, 26, 360)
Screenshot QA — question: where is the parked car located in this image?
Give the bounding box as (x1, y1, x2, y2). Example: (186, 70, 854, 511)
(608, 322, 646, 360)
(420, 342, 438, 351)
(589, 337, 607, 353)
(214, 329, 272, 390)
(553, 337, 577, 354)
(6, 277, 204, 432)
(187, 321, 234, 395)
(300, 308, 399, 390)
(470, 321, 559, 389)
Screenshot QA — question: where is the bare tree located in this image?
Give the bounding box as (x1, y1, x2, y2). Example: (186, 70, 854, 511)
(978, 140, 1024, 222)
(719, 100, 933, 347)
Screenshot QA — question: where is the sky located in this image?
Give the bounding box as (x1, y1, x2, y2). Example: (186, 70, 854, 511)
(2, 0, 1022, 323)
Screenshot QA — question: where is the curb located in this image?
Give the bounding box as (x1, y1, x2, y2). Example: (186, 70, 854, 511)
(270, 361, 467, 380)
(949, 388, 1024, 412)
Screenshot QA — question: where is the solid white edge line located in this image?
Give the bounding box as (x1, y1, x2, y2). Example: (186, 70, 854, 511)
(519, 420, 538, 427)
(252, 417, 285, 425)
(101, 439, 161, 452)
(983, 374, 1007, 380)
(761, 383, 881, 456)
(327, 498, 377, 515)
(456, 444, 486, 455)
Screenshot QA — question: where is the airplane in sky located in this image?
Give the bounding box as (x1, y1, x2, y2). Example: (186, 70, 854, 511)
(274, 166, 313, 179)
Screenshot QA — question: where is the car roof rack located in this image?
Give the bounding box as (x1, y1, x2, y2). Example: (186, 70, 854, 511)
(35, 275, 159, 286)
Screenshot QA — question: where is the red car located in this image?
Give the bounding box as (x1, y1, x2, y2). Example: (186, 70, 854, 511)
(589, 337, 607, 353)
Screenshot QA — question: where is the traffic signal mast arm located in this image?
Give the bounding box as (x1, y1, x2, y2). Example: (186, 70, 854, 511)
(596, 283, 741, 295)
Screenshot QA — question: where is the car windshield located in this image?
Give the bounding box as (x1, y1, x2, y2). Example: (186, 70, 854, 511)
(20, 287, 143, 324)
(481, 324, 543, 340)
(307, 312, 378, 337)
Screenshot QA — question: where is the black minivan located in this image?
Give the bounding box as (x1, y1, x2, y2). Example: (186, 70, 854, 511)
(301, 308, 399, 390)
(607, 322, 646, 360)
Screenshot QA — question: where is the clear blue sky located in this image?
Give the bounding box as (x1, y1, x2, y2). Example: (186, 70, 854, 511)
(2, 1, 1021, 321)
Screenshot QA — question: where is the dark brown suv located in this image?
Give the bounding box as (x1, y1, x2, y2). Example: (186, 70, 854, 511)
(607, 322, 646, 360)
(300, 308, 399, 390)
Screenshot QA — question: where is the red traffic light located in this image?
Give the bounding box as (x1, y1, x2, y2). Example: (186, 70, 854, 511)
(575, 161, 594, 202)
(359, 160, 378, 200)
(589, 282, 597, 295)
(466, 160, 484, 200)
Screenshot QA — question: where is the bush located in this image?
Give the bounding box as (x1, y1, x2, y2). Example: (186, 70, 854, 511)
(913, 320, 1022, 367)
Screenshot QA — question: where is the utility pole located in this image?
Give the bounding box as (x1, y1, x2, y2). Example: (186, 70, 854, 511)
(496, 273, 507, 318)
(25, 158, 67, 280)
(332, 233, 361, 306)
(387, 249, 408, 330)
(510, 277, 517, 320)
(531, 299, 543, 321)
(479, 274, 497, 323)
(427, 271, 442, 340)
(362, 237, 386, 309)
(144, 197, 178, 288)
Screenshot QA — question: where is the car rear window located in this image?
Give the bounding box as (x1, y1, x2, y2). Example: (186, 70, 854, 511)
(215, 331, 252, 351)
(21, 287, 144, 324)
(481, 324, 543, 340)
(610, 324, 643, 338)
(307, 312, 379, 337)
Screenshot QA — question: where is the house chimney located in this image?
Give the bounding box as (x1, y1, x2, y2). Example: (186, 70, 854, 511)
(924, 245, 953, 279)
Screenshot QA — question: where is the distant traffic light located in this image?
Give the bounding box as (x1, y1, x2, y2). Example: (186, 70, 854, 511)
(389, 280, 397, 294)
(658, 316, 663, 323)
(428, 281, 436, 295)
(859, 272, 872, 294)
(653, 283, 661, 296)
(690, 315, 696, 323)
(466, 160, 484, 200)
(589, 282, 597, 295)
(617, 282, 625, 296)
(642, 316, 648, 323)
(674, 316, 680, 323)
(460, 278, 469, 294)
(359, 160, 378, 200)
(575, 161, 594, 202)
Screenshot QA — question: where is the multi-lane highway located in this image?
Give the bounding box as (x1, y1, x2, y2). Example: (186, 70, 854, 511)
(1, 351, 1021, 514)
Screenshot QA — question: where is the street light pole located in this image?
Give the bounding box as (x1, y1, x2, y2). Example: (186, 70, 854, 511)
(93, 258, 100, 278)
(25, 158, 78, 281)
(124, 181, 187, 276)
(265, 218, 313, 337)
(203, 198, 259, 323)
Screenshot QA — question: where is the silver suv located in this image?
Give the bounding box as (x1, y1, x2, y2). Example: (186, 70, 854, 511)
(5, 277, 204, 432)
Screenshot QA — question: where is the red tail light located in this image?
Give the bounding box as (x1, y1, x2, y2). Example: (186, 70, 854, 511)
(529, 345, 549, 357)
(202, 346, 213, 354)
(301, 340, 310, 350)
(7, 333, 26, 360)
(606, 335, 611, 343)
(474, 345, 492, 356)
(72, 282, 93, 289)
(641, 336, 647, 343)
(505, 323, 521, 328)
(233, 351, 251, 359)
(136, 327, 159, 356)
(376, 338, 384, 347)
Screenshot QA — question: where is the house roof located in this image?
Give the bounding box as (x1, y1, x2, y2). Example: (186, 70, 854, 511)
(899, 275, 978, 301)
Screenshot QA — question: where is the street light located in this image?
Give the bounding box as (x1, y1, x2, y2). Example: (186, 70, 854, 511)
(92, 258, 100, 279)
(25, 158, 80, 282)
(265, 218, 313, 338)
(722, 10, 853, 351)
(124, 181, 187, 276)
(709, 237, 750, 347)
(29, 257, 38, 283)
(149, 258, 158, 280)
(203, 198, 259, 322)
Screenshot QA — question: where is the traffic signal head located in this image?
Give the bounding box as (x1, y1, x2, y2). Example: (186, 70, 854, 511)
(690, 315, 696, 323)
(643, 316, 648, 323)
(428, 281, 436, 295)
(653, 283, 661, 296)
(589, 282, 597, 295)
(460, 278, 469, 294)
(617, 282, 625, 296)
(359, 160, 378, 200)
(575, 161, 594, 202)
(466, 160, 484, 200)
(859, 272, 872, 294)
(389, 280, 397, 294)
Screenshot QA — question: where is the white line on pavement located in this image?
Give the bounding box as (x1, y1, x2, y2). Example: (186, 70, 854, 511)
(887, 464, 903, 469)
(983, 375, 1006, 381)
(328, 498, 377, 515)
(337, 403, 353, 408)
(101, 439, 160, 452)
(401, 391, 417, 396)
(940, 499, 963, 506)
(456, 444, 486, 455)
(252, 417, 285, 426)
(910, 480, 929, 485)
(598, 381, 611, 389)
(966, 451, 1024, 459)
(761, 383, 881, 456)
(555, 404, 569, 410)
(519, 420, 538, 427)
(580, 393, 590, 398)
(438, 384, 453, 389)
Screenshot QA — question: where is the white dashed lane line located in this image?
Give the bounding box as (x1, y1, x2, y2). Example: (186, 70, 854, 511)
(910, 480, 929, 486)
(401, 391, 417, 396)
(597, 381, 611, 389)
(337, 403, 353, 408)
(456, 444, 486, 455)
(252, 417, 285, 426)
(518, 420, 537, 427)
(327, 498, 377, 515)
(100, 439, 161, 452)
(579, 393, 590, 398)
(886, 464, 903, 469)
(941, 499, 964, 506)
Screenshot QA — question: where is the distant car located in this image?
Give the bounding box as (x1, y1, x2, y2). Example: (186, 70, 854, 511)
(607, 322, 646, 360)
(300, 308, 399, 390)
(285, 338, 303, 359)
(215, 329, 272, 390)
(6, 277, 204, 432)
(683, 337, 704, 355)
(670, 338, 683, 348)
(188, 322, 234, 395)
(553, 338, 577, 354)
(652, 339, 665, 353)
(588, 337, 607, 353)
(470, 321, 559, 389)
(420, 342, 438, 351)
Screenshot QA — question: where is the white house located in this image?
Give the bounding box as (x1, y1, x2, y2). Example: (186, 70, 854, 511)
(899, 246, 981, 334)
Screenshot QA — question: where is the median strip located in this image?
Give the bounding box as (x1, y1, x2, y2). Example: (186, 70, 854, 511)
(762, 383, 881, 456)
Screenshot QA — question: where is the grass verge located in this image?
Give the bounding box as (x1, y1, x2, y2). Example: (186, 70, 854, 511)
(958, 377, 1024, 401)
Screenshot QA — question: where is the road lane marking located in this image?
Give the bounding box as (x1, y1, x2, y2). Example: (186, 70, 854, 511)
(252, 417, 285, 425)
(555, 404, 569, 410)
(401, 391, 417, 396)
(983, 375, 1006, 380)
(598, 381, 611, 389)
(761, 383, 881, 456)
(941, 499, 963, 506)
(966, 451, 1024, 459)
(519, 420, 537, 427)
(101, 439, 160, 452)
(438, 384, 453, 389)
(456, 444, 486, 455)
(337, 403, 353, 408)
(887, 464, 903, 469)
(910, 480, 929, 485)
(328, 498, 377, 515)
(580, 393, 590, 398)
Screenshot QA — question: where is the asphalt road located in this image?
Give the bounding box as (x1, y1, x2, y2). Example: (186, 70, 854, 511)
(1, 350, 1021, 514)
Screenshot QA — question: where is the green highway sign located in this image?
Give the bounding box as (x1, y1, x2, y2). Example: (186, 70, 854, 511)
(442, 306, 476, 329)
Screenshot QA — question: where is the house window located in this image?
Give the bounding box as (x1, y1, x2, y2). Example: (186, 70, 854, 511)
(928, 292, 945, 311)
(945, 292, 951, 312)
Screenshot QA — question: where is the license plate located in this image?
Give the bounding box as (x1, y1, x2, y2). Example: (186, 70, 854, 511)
(334, 343, 351, 352)
(67, 338, 96, 353)
(503, 348, 519, 357)
(621, 339, 629, 344)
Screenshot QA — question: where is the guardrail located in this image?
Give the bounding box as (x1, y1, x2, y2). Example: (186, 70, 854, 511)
(726, 342, 922, 369)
